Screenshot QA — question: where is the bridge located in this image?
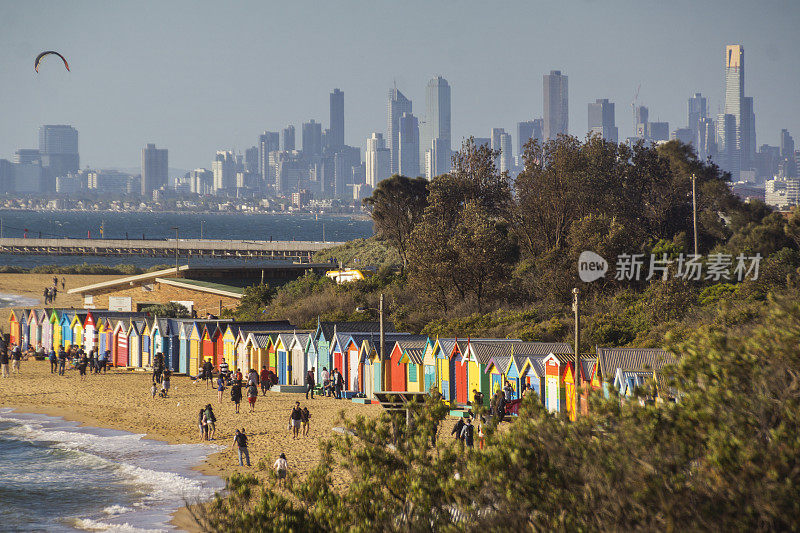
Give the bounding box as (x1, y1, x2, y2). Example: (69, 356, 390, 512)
(0, 237, 343, 261)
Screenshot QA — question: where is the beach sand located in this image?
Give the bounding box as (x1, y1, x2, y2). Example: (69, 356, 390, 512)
(0, 273, 118, 321)
(0, 360, 393, 530)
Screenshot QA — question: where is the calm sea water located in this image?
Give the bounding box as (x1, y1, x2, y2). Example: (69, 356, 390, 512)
(0, 210, 373, 268)
(0, 409, 223, 532)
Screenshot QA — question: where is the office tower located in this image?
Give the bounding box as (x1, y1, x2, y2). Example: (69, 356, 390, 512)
(780, 130, 796, 177)
(212, 150, 236, 193)
(398, 112, 420, 177)
(425, 137, 450, 178)
(647, 122, 669, 142)
(282, 125, 296, 151)
(333, 146, 361, 198)
(722, 44, 756, 179)
(421, 76, 451, 170)
(141, 143, 168, 196)
(756, 145, 780, 181)
(387, 87, 412, 174)
(781, 129, 795, 158)
(244, 146, 258, 174)
(365, 133, 390, 188)
(258, 131, 280, 184)
(688, 93, 707, 144)
(14, 149, 41, 165)
(543, 70, 568, 140)
(302, 120, 322, 156)
(741, 96, 756, 170)
(587, 99, 618, 143)
(717, 114, 739, 177)
(490, 128, 513, 173)
(0, 159, 14, 194)
(187, 169, 213, 195)
(634, 106, 649, 138)
(517, 119, 543, 156)
(329, 89, 345, 150)
(671, 128, 694, 145)
(697, 117, 717, 162)
(38, 124, 79, 192)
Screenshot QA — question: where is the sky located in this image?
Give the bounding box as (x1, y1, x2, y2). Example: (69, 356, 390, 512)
(1, 0, 798, 170)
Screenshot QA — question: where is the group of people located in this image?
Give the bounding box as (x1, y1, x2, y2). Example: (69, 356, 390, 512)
(0, 339, 22, 378)
(289, 401, 311, 438)
(42, 277, 65, 305)
(198, 403, 218, 440)
(451, 416, 483, 449)
(48, 345, 110, 377)
(230, 427, 287, 486)
(319, 367, 345, 399)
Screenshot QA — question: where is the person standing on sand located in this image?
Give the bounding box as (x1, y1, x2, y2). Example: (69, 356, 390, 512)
(48, 346, 57, 373)
(273, 453, 287, 487)
(321, 367, 329, 397)
(260, 366, 269, 395)
(199, 409, 208, 441)
(99, 349, 109, 373)
(61, 277, 65, 291)
(301, 406, 310, 436)
(202, 359, 213, 388)
(205, 404, 217, 440)
(58, 346, 67, 375)
(247, 381, 258, 413)
(305, 367, 315, 399)
(162, 368, 171, 397)
(233, 429, 250, 466)
(11, 344, 22, 375)
(0, 341, 9, 379)
(290, 402, 303, 439)
(43, 287, 50, 305)
(151, 382, 158, 399)
(78, 352, 88, 380)
(230, 379, 242, 414)
(217, 373, 226, 403)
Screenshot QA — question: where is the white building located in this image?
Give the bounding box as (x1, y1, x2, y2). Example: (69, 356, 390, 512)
(365, 133, 390, 188)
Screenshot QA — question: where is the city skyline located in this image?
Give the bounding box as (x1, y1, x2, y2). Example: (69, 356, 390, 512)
(1, 1, 798, 169)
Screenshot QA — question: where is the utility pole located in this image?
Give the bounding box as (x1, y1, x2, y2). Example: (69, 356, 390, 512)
(379, 293, 385, 362)
(572, 288, 580, 419)
(200, 220, 204, 240)
(691, 173, 698, 257)
(172, 226, 179, 273)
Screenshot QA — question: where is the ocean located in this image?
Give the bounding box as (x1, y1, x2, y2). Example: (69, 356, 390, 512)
(0, 210, 374, 268)
(0, 409, 224, 532)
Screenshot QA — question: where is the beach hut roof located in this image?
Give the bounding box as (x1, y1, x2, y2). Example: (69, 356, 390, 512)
(469, 341, 573, 364)
(292, 332, 311, 348)
(317, 321, 395, 343)
(485, 354, 512, 374)
(523, 355, 547, 376)
(596, 347, 677, 380)
(250, 333, 272, 349)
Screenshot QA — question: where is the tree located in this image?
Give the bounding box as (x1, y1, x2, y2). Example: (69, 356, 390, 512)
(363, 175, 429, 272)
(235, 283, 276, 320)
(140, 301, 190, 318)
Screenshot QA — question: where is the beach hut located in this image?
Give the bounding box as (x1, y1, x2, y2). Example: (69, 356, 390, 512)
(398, 340, 427, 393)
(140, 319, 152, 367)
(128, 321, 142, 368)
(112, 320, 129, 367)
(386, 341, 406, 392)
(178, 322, 191, 374)
(200, 324, 215, 370)
(519, 356, 546, 403)
(8, 309, 24, 347)
(595, 347, 678, 398)
(49, 309, 62, 351)
(304, 335, 318, 384)
(69, 312, 87, 351)
(212, 324, 225, 369)
(421, 338, 438, 394)
(432, 339, 454, 401)
(37, 309, 52, 351)
(275, 333, 293, 384)
(359, 339, 377, 398)
(188, 322, 203, 376)
(484, 354, 510, 399)
(503, 355, 526, 400)
(222, 324, 239, 363)
(27, 309, 42, 350)
(82, 311, 96, 352)
(288, 333, 310, 386)
(59, 311, 74, 350)
(164, 319, 181, 372)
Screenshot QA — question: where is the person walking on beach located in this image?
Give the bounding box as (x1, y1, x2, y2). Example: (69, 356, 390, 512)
(53, 276, 59, 287)
(305, 367, 315, 399)
(336, 369, 344, 399)
(259, 365, 269, 395)
(43, 287, 50, 305)
(247, 381, 258, 413)
(460, 418, 475, 449)
(321, 367, 329, 397)
(61, 277, 65, 291)
(219, 359, 229, 381)
(58, 346, 67, 375)
(301, 406, 311, 436)
(290, 402, 303, 439)
(162, 368, 171, 397)
(99, 349, 108, 373)
(0, 341, 9, 379)
(230, 379, 242, 414)
(48, 346, 57, 373)
(274, 453, 288, 486)
(205, 404, 217, 440)
(202, 359, 213, 388)
(198, 409, 208, 441)
(233, 429, 250, 466)
(11, 344, 22, 375)
(78, 351, 88, 380)
(217, 373, 226, 403)
(88, 348, 96, 374)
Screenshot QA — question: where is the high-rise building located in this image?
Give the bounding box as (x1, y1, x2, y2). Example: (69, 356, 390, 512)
(282, 125, 296, 151)
(647, 122, 670, 142)
(688, 93, 707, 145)
(38, 125, 79, 192)
(329, 89, 345, 150)
(258, 131, 280, 185)
(587, 99, 618, 143)
(697, 117, 717, 162)
(741, 96, 756, 171)
(141, 143, 168, 196)
(387, 87, 412, 175)
(302, 120, 322, 157)
(398, 112, 420, 177)
(14, 149, 41, 165)
(517, 119, 543, 156)
(717, 113, 739, 177)
(212, 150, 236, 193)
(421, 76, 451, 171)
(244, 146, 259, 174)
(721, 44, 755, 178)
(543, 70, 568, 140)
(0, 159, 14, 194)
(671, 128, 694, 145)
(365, 133, 390, 188)
(425, 137, 450, 179)
(781, 129, 795, 158)
(780, 130, 796, 177)
(634, 106, 649, 138)
(490, 128, 513, 173)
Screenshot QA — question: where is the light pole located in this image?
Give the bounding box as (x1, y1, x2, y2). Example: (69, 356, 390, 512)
(691, 173, 698, 257)
(356, 294, 385, 361)
(171, 226, 179, 273)
(572, 287, 580, 420)
(200, 220, 204, 240)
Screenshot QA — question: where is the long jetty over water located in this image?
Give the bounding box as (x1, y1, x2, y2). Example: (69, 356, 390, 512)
(0, 238, 343, 261)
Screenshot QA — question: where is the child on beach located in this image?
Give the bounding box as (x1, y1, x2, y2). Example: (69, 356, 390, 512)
(247, 382, 258, 412)
(217, 374, 226, 403)
(273, 453, 288, 487)
(161, 369, 171, 397)
(151, 382, 157, 399)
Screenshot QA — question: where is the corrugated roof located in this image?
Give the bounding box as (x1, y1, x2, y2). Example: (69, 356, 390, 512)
(250, 333, 272, 348)
(469, 340, 573, 364)
(404, 347, 425, 364)
(596, 347, 678, 380)
(318, 321, 395, 343)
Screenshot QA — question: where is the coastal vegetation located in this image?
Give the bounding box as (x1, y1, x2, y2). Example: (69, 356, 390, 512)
(0, 263, 171, 275)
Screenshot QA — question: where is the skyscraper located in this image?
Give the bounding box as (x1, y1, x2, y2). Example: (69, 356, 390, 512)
(697, 117, 717, 162)
(717, 113, 738, 177)
(517, 120, 543, 157)
(741, 96, 756, 171)
(722, 44, 755, 178)
(212, 150, 236, 193)
(490, 128, 513, 173)
(302, 120, 322, 156)
(329, 89, 345, 150)
(38, 125, 79, 191)
(634, 106, 649, 138)
(587, 99, 618, 143)
(282, 125, 296, 151)
(141, 143, 168, 197)
(258, 131, 280, 185)
(365, 133, 390, 187)
(387, 87, 412, 174)
(543, 70, 568, 140)
(398, 112, 420, 177)
(688, 93, 707, 145)
(421, 76, 451, 173)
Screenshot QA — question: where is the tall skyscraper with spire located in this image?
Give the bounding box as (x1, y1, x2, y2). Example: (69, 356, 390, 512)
(543, 70, 568, 140)
(422, 76, 451, 175)
(387, 87, 412, 175)
(721, 45, 756, 178)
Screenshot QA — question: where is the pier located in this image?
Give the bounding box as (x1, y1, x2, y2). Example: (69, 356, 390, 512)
(0, 237, 342, 261)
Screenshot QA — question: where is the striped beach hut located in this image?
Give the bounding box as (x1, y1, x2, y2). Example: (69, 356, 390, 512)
(8, 309, 27, 347)
(128, 320, 143, 368)
(112, 319, 129, 367)
(178, 322, 192, 374)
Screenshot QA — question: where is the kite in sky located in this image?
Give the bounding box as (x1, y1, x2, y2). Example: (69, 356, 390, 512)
(34, 50, 70, 73)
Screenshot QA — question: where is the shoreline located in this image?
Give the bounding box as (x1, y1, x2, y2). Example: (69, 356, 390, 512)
(0, 405, 221, 532)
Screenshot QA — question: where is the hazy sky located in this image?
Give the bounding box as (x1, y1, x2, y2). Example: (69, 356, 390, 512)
(1, 0, 798, 170)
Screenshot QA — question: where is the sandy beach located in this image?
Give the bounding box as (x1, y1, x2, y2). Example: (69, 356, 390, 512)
(0, 273, 117, 322)
(0, 359, 391, 530)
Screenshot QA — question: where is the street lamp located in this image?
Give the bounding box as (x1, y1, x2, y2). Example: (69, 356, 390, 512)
(356, 293, 385, 362)
(572, 287, 580, 419)
(171, 226, 179, 272)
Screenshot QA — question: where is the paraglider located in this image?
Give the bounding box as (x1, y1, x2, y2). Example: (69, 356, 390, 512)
(34, 51, 70, 73)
